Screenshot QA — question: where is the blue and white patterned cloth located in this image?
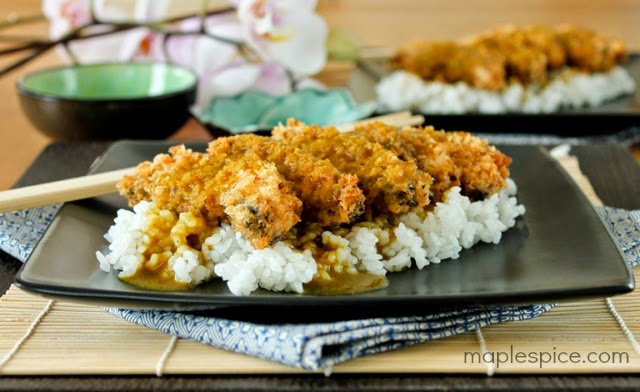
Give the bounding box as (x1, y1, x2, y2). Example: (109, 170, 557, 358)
(0, 204, 638, 371)
(0, 204, 60, 261)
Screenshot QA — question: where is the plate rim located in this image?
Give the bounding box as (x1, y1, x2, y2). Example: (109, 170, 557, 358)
(14, 141, 636, 310)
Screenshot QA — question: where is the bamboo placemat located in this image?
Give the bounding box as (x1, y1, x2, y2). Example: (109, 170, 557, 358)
(0, 156, 638, 376)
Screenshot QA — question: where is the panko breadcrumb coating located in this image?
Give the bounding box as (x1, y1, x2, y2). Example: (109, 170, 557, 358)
(352, 122, 510, 201)
(117, 145, 301, 249)
(418, 126, 511, 198)
(216, 157, 302, 249)
(117, 122, 512, 250)
(390, 41, 506, 90)
(117, 145, 227, 221)
(207, 134, 365, 227)
(351, 122, 461, 202)
(272, 119, 433, 217)
(391, 24, 628, 90)
(556, 25, 627, 72)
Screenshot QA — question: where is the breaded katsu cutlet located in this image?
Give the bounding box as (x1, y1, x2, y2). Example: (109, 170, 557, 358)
(207, 135, 365, 227)
(117, 145, 301, 249)
(418, 126, 511, 198)
(392, 24, 628, 90)
(272, 119, 433, 217)
(555, 25, 627, 72)
(118, 122, 511, 248)
(351, 122, 510, 201)
(351, 122, 461, 202)
(391, 40, 506, 90)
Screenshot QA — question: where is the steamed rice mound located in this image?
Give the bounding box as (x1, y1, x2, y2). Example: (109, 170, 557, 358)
(381, 24, 636, 114)
(377, 67, 636, 114)
(97, 179, 525, 296)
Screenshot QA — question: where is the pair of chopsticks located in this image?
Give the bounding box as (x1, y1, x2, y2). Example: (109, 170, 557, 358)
(0, 112, 424, 213)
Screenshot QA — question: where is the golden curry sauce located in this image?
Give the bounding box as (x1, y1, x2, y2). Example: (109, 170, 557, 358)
(120, 209, 393, 295)
(286, 223, 390, 295)
(120, 209, 214, 292)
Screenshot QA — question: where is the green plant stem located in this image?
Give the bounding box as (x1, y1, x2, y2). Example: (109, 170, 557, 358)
(0, 46, 53, 78)
(0, 41, 46, 56)
(0, 7, 237, 76)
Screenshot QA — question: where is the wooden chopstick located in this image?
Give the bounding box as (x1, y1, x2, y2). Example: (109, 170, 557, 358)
(335, 111, 419, 132)
(0, 168, 132, 213)
(388, 114, 425, 128)
(0, 112, 423, 213)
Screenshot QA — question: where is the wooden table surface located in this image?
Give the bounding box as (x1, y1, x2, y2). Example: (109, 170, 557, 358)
(1, 0, 639, 191)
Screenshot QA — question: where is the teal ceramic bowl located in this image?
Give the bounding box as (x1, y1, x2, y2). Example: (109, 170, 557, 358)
(194, 88, 376, 135)
(17, 63, 197, 140)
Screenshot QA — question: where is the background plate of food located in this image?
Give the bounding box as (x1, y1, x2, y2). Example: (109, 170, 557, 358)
(351, 25, 640, 136)
(14, 123, 633, 314)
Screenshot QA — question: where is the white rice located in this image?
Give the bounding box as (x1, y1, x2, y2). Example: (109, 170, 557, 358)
(376, 66, 636, 114)
(202, 225, 317, 296)
(96, 201, 215, 286)
(97, 179, 525, 296)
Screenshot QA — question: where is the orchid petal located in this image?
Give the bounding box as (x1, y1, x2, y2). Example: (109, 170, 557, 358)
(207, 63, 262, 96)
(43, 0, 92, 38)
(259, 12, 327, 74)
(178, 13, 243, 42)
(276, 0, 317, 11)
(166, 35, 238, 76)
(204, 13, 244, 42)
(42, 0, 88, 19)
(250, 62, 291, 95)
(237, 0, 328, 75)
(65, 28, 147, 63)
(134, 0, 170, 22)
(92, 0, 134, 22)
(49, 18, 72, 40)
(196, 62, 261, 108)
(42, 0, 62, 19)
(131, 32, 167, 61)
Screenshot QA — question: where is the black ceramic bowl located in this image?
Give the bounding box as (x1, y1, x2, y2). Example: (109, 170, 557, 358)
(17, 63, 198, 140)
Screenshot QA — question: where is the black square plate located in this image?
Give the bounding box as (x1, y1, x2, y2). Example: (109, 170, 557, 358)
(15, 141, 634, 313)
(351, 55, 640, 136)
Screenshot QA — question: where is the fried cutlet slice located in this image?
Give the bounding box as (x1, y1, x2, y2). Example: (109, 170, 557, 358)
(390, 41, 458, 81)
(117, 145, 227, 221)
(520, 25, 567, 69)
(272, 120, 433, 217)
(471, 25, 557, 85)
(488, 43, 548, 85)
(208, 134, 365, 227)
(442, 45, 507, 90)
(556, 25, 627, 72)
(351, 122, 511, 201)
(392, 25, 628, 91)
(216, 155, 302, 248)
(351, 122, 461, 203)
(391, 40, 506, 90)
(117, 145, 301, 249)
(418, 127, 511, 198)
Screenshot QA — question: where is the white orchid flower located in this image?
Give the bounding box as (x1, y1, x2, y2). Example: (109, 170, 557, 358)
(42, 0, 173, 62)
(42, 0, 328, 108)
(165, 18, 256, 108)
(166, 14, 293, 110)
(237, 0, 328, 75)
(251, 61, 291, 96)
